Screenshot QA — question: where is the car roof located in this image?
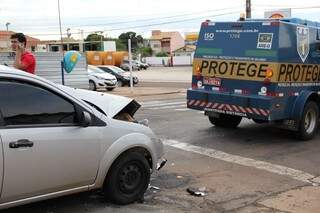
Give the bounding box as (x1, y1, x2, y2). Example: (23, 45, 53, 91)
(0, 65, 45, 81)
(1, 65, 28, 74)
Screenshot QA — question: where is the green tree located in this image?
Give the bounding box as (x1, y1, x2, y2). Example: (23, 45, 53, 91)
(85, 33, 105, 50)
(138, 47, 153, 57)
(155, 51, 168, 57)
(115, 39, 127, 51)
(118, 32, 144, 52)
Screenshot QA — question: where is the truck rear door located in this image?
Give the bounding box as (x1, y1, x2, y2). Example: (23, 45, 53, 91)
(192, 21, 280, 95)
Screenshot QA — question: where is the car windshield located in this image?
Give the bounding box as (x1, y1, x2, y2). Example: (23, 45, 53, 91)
(89, 68, 105, 74)
(101, 66, 126, 74)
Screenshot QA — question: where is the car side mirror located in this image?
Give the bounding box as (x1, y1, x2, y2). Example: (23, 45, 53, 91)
(80, 111, 92, 127)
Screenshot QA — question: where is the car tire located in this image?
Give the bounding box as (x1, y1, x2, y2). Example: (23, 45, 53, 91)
(209, 114, 242, 128)
(89, 80, 96, 91)
(296, 101, 319, 140)
(134, 79, 139, 85)
(117, 81, 123, 87)
(107, 88, 114, 91)
(103, 152, 150, 205)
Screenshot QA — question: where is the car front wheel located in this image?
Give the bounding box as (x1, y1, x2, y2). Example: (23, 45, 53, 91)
(89, 80, 96, 91)
(117, 81, 123, 87)
(103, 151, 150, 205)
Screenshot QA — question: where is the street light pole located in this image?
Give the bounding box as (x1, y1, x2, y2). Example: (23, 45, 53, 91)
(100, 33, 103, 51)
(67, 28, 71, 38)
(5, 22, 10, 50)
(246, 0, 251, 19)
(5, 22, 10, 31)
(128, 38, 133, 92)
(99, 31, 103, 51)
(57, 0, 65, 85)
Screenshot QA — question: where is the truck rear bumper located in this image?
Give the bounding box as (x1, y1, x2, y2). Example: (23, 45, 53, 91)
(187, 89, 273, 120)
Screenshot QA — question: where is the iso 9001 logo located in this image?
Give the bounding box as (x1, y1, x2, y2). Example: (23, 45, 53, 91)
(204, 33, 215, 40)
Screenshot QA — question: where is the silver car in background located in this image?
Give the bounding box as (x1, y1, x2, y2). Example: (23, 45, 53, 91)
(0, 65, 166, 209)
(88, 65, 117, 91)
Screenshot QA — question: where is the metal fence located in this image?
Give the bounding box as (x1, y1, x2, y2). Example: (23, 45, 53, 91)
(0, 52, 88, 89)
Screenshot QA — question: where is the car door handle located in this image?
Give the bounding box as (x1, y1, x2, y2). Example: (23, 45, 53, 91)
(9, 139, 34, 149)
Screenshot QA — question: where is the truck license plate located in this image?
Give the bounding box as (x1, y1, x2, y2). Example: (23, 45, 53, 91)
(203, 77, 221, 86)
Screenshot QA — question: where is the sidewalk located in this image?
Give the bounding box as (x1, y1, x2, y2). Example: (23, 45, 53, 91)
(251, 186, 320, 213)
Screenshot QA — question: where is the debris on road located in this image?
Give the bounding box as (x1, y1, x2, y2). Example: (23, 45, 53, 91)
(186, 187, 207, 197)
(149, 185, 160, 190)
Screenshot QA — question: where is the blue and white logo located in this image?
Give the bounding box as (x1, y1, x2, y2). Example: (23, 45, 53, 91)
(297, 26, 309, 62)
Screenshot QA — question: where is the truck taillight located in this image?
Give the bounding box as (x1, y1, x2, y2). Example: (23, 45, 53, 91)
(195, 66, 201, 74)
(194, 65, 202, 79)
(266, 68, 273, 78)
(263, 68, 273, 85)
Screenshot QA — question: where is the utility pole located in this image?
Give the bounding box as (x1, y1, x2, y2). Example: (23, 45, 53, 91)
(5, 22, 10, 31)
(66, 28, 71, 38)
(128, 38, 133, 93)
(5, 23, 10, 50)
(57, 0, 65, 85)
(246, 0, 251, 19)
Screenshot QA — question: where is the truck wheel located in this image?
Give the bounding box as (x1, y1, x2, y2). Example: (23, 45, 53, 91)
(253, 119, 267, 124)
(209, 114, 242, 128)
(296, 101, 319, 140)
(103, 152, 150, 205)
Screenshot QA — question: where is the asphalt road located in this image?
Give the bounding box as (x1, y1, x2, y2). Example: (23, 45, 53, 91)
(134, 95, 320, 212)
(4, 67, 320, 212)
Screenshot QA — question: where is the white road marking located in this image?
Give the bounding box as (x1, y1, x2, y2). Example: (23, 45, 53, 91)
(163, 139, 320, 185)
(139, 100, 164, 105)
(142, 101, 185, 108)
(141, 100, 206, 113)
(149, 104, 186, 110)
(175, 108, 192, 111)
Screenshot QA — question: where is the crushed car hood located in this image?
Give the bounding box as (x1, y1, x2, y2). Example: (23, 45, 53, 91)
(57, 85, 140, 118)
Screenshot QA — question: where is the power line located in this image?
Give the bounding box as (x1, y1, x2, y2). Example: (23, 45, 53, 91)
(28, 10, 242, 37)
(254, 4, 320, 9)
(15, 6, 243, 30)
(64, 6, 242, 28)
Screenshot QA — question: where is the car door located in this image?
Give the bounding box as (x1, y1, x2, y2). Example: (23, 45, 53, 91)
(0, 79, 102, 203)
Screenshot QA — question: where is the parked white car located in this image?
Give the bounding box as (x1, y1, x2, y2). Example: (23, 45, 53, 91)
(0, 65, 166, 209)
(98, 65, 139, 87)
(88, 65, 117, 91)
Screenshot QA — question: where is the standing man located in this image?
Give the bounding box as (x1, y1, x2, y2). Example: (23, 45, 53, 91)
(10, 33, 36, 74)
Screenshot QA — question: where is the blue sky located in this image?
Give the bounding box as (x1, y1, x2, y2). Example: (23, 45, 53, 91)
(1, 0, 319, 40)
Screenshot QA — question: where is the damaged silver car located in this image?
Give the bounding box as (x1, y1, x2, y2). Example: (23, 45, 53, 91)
(0, 65, 166, 209)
